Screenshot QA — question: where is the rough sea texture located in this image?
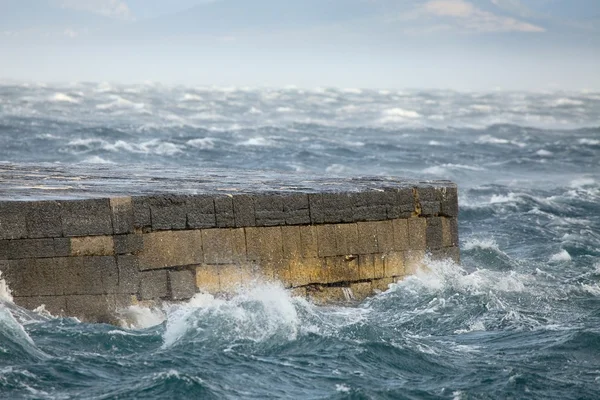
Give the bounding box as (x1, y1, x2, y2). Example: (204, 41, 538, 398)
(0, 82, 599, 399)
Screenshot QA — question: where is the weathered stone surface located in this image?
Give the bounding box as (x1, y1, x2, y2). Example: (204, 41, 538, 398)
(214, 196, 235, 228)
(202, 229, 243, 264)
(261, 260, 291, 287)
(186, 196, 216, 229)
(440, 186, 459, 217)
(281, 226, 301, 259)
(70, 236, 114, 257)
(335, 223, 359, 255)
(404, 250, 426, 275)
(430, 247, 460, 263)
(4, 259, 57, 297)
(26, 201, 62, 238)
(282, 194, 310, 225)
(113, 234, 143, 255)
(53, 238, 71, 257)
(116, 255, 140, 294)
(350, 281, 373, 301)
(358, 254, 375, 280)
(408, 218, 427, 250)
(110, 197, 134, 234)
(426, 217, 444, 250)
(232, 195, 256, 227)
(195, 264, 221, 294)
(65, 295, 115, 324)
(376, 220, 395, 253)
(254, 194, 285, 227)
(306, 285, 350, 305)
(371, 278, 396, 293)
(55, 256, 118, 296)
(391, 219, 409, 251)
(6, 238, 56, 259)
(356, 221, 379, 254)
(60, 199, 113, 237)
(138, 230, 203, 270)
(326, 256, 360, 283)
(0, 240, 7, 260)
(384, 252, 405, 278)
(351, 191, 392, 222)
(0, 202, 27, 240)
(245, 226, 283, 261)
(288, 258, 325, 287)
(386, 187, 415, 219)
(132, 196, 152, 230)
(316, 224, 337, 257)
(169, 269, 196, 300)
(309, 193, 354, 224)
(150, 195, 187, 231)
(299, 225, 318, 258)
(140, 270, 168, 300)
(442, 217, 459, 248)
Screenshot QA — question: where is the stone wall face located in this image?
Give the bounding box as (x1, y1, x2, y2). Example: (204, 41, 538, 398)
(0, 184, 459, 323)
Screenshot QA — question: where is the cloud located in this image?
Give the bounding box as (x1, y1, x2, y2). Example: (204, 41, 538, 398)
(419, 0, 545, 33)
(59, 0, 132, 20)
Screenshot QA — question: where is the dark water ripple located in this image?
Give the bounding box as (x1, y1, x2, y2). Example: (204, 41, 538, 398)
(1, 83, 600, 399)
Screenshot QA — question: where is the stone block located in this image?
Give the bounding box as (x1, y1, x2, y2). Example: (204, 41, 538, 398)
(391, 219, 409, 251)
(281, 226, 301, 259)
(26, 201, 62, 238)
(245, 226, 283, 261)
(150, 195, 188, 231)
(4, 258, 57, 297)
(326, 256, 360, 283)
(169, 270, 196, 300)
(65, 295, 115, 324)
(195, 264, 221, 294)
(202, 229, 234, 264)
(138, 230, 203, 270)
(53, 238, 71, 257)
(139, 270, 168, 300)
(376, 220, 395, 253)
(299, 225, 318, 258)
(358, 254, 375, 280)
(315, 224, 337, 257)
(420, 201, 441, 217)
(110, 197, 134, 234)
(349, 281, 373, 302)
(217, 264, 243, 293)
(254, 194, 285, 226)
(113, 234, 143, 255)
(60, 199, 113, 237)
(426, 217, 443, 250)
(231, 228, 247, 263)
(356, 221, 379, 254)
(430, 247, 460, 264)
(232, 195, 256, 227)
(442, 217, 459, 247)
(55, 256, 118, 296)
(70, 236, 114, 257)
(288, 258, 325, 287)
(0, 240, 6, 260)
(408, 218, 427, 250)
(309, 193, 354, 224)
(132, 197, 152, 230)
(117, 255, 140, 295)
(289, 287, 307, 299)
(6, 238, 56, 259)
(0, 202, 27, 240)
(386, 187, 415, 219)
(214, 196, 235, 228)
(384, 252, 405, 278)
(351, 191, 391, 222)
(186, 195, 216, 229)
(440, 186, 459, 217)
(335, 223, 359, 255)
(282, 194, 310, 225)
(307, 286, 350, 305)
(404, 250, 426, 275)
(374, 254, 385, 279)
(261, 260, 291, 287)
(13, 296, 66, 316)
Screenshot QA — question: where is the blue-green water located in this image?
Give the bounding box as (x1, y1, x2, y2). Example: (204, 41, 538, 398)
(0, 83, 599, 399)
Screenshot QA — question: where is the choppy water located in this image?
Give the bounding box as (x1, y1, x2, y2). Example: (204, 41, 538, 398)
(1, 82, 599, 399)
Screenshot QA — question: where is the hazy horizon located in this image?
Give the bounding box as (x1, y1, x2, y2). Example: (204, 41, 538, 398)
(1, 0, 600, 91)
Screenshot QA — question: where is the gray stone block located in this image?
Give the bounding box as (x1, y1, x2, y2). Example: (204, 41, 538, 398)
(55, 256, 117, 295)
(169, 269, 196, 300)
(117, 255, 140, 294)
(420, 201, 441, 217)
(6, 238, 56, 259)
(65, 295, 114, 324)
(386, 188, 415, 219)
(140, 270, 168, 300)
(132, 197, 152, 230)
(254, 194, 285, 226)
(440, 186, 459, 217)
(13, 296, 66, 316)
(282, 194, 310, 225)
(110, 197, 134, 234)
(150, 195, 188, 231)
(426, 217, 443, 250)
(60, 199, 113, 237)
(233, 195, 256, 227)
(0, 240, 7, 260)
(186, 195, 216, 229)
(429, 247, 460, 263)
(53, 238, 71, 257)
(214, 196, 235, 228)
(0, 202, 27, 240)
(4, 258, 57, 297)
(309, 193, 353, 224)
(26, 201, 62, 238)
(113, 234, 143, 255)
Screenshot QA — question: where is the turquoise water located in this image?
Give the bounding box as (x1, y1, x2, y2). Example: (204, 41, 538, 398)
(0, 83, 599, 399)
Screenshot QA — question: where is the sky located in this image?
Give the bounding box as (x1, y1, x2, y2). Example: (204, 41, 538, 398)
(0, 0, 599, 90)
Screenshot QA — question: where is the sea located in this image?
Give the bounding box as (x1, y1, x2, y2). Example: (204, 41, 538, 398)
(0, 82, 599, 399)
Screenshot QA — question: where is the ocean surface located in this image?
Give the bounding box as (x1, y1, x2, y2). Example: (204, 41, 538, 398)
(0, 82, 599, 399)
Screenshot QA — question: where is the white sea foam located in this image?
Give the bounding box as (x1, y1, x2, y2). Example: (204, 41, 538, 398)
(536, 149, 553, 157)
(81, 156, 115, 164)
(238, 137, 274, 146)
(335, 384, 351, 393)
(578, 138, 600, 146)
(51, 93, 79, 103)
(570, 177, 596, 188)
(182, 93, 203, 102)
(382, 108, 421, 119)
(96, 95, 144, 110)
(470, 104, 493, 112)
(463, 238, 500, 251)
(117, 305, 166, 330)
(553, 98, 584, 107)
(0, 271, 13, 302)
(550, 249, 572, 262)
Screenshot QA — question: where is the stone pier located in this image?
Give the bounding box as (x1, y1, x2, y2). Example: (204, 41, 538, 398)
(0, 164, 459, 323)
